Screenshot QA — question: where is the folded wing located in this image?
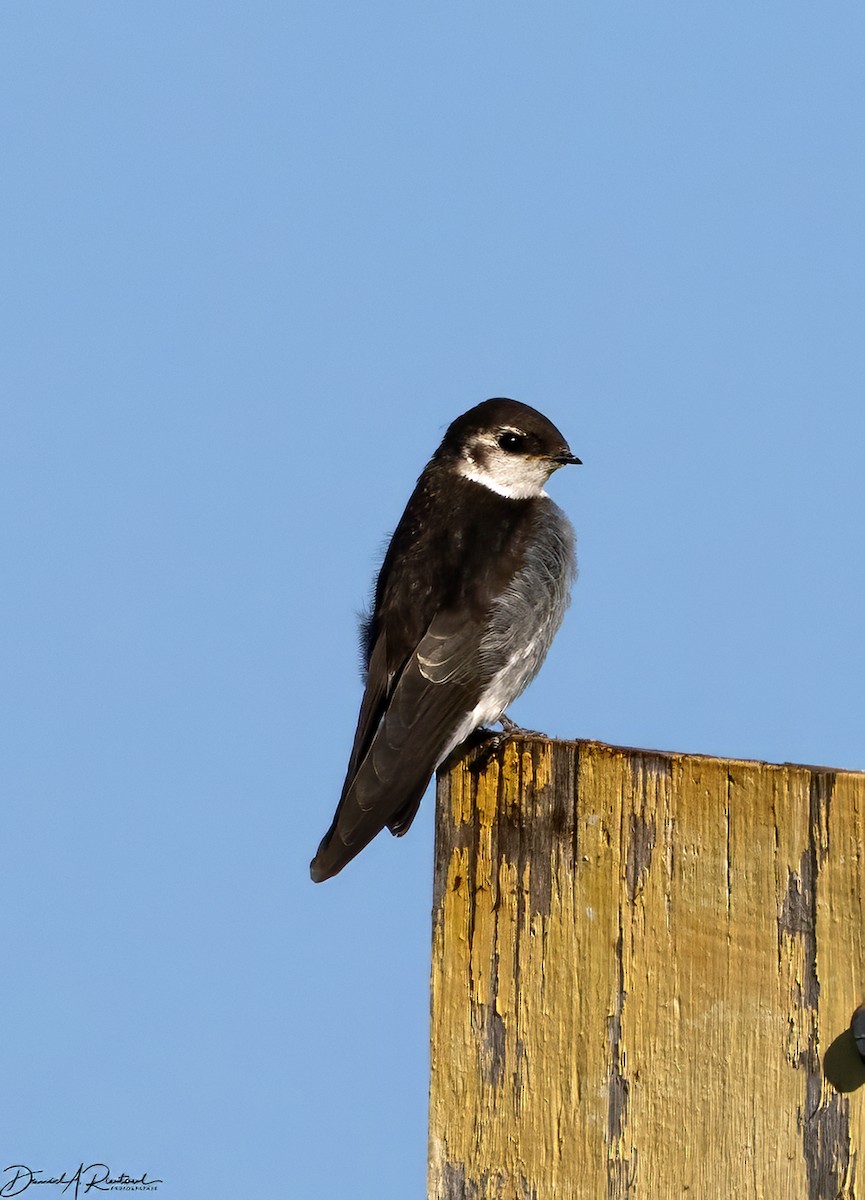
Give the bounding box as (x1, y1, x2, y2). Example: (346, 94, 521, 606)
(309, 610, 487, 882)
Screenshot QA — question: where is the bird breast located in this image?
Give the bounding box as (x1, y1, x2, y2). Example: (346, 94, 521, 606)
(438, 500, 576, 761)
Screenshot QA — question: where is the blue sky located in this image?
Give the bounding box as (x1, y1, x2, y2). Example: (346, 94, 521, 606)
(2, 4, 864, 1198)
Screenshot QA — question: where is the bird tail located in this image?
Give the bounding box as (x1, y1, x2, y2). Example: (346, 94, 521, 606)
(309, 772, 430, 883)
(309, 827, 352, 883)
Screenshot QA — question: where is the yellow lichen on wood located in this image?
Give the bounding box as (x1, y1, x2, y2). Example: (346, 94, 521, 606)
(428, 739, 865, 1199)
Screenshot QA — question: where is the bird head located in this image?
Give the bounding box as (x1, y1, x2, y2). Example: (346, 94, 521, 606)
(440, 398, 581, 499)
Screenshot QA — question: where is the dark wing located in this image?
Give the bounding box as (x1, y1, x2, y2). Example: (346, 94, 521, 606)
(331, 466, 454, 797)
(309, 609, 488, 882)
(310, 468, 538, 882)
(341, 627, 394, 791)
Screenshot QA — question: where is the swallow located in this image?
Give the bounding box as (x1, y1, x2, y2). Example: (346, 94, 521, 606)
(310, 398, 579, 882)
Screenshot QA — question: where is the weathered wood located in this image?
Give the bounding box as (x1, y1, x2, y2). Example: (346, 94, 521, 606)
(428, 738, 865, 1199)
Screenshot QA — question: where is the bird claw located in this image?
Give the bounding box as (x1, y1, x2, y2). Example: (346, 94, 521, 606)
(498, 713, 548, 740)
(464, 715, 549, 774)
(467, 730, 511, 774)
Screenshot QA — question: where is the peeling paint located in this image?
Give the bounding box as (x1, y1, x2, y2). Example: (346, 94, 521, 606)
(779, 850, 819, 1011)
(429, 740, 865, 1200)
(625, 811, 656, 904)
(480, 1003, 507, 1090)
(437, 1161, 539, 1200)
(439, 1161, 480, 1200)
(803, 1069, 853, 1200)
(607, 926, 634, 1197)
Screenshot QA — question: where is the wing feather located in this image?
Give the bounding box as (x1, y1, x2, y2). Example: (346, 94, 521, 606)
(309, 611, 488, 881)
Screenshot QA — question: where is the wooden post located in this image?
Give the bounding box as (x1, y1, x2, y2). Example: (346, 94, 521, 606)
(428, 738, 865, 1199)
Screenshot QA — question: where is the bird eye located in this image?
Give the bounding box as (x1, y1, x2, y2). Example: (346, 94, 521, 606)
(498, 431, 526, 453)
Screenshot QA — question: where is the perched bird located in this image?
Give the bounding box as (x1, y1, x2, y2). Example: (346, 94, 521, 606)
(310, 398, 580, 882)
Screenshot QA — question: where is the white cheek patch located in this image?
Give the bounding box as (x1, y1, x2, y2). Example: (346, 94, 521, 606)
(457, 459, 549, 500)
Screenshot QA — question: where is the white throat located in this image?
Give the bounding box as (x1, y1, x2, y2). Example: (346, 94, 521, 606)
(457, 460, 548, 500)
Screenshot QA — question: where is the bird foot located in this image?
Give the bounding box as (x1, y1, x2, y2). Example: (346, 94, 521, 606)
(498, 713, 549, 740)
(465, 715, 549, 774)
(467, 728, 511, 774)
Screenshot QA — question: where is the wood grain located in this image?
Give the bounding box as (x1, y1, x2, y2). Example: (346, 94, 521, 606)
(428, 738, 865, 1199)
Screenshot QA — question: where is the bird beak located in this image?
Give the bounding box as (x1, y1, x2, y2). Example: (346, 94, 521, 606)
(551, 452, 582, 466)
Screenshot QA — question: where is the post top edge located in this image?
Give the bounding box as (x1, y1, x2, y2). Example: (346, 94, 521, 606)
(471, 734, 863, 778)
